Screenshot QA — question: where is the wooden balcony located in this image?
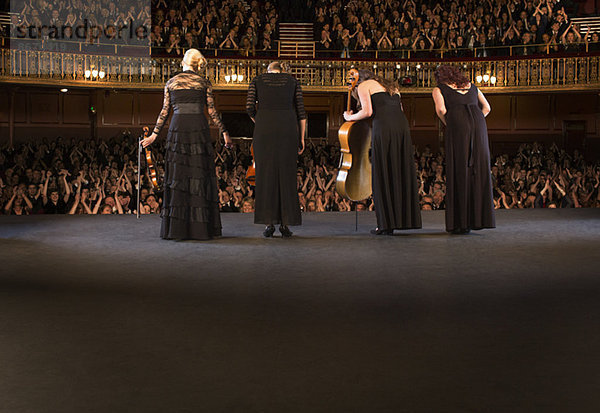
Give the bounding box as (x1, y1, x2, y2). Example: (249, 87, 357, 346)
(2, 38, 600, 93)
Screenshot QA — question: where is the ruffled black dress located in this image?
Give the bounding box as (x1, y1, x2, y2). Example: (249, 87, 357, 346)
(152, 70, 228, 240)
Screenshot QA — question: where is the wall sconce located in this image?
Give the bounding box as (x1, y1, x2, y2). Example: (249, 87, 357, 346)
(224, 72, 244, 83)
(85, 67, 104, 80)
(476, 73, 496, 86)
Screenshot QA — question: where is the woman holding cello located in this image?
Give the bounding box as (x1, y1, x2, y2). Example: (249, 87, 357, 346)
(343, 70, 422, 234)
(246, 61, 307, 237)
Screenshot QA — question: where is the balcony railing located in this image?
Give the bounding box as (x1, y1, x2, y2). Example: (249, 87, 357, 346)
(2, 37, 600, 91)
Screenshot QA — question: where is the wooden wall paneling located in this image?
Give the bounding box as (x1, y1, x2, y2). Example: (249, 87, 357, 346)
(0, 88, 9, 123)
(29, 92, 60, 124)
(102, 91, 134, 125)
(62, 93, 90, 124)
(138, 92, 164, 126)
(412, 97, 436, 128)
(514, 95, 551, 130)
(14, 93, 27, 123)
(486, 95, 511, 131)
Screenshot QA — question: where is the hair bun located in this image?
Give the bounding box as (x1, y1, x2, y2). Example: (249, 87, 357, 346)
(182, 49, 207, 72)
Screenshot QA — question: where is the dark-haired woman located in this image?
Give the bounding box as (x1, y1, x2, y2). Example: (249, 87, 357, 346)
(432, 65, 495, 234)
(343, 70, 422, 235)
(246, 61, 306, 237)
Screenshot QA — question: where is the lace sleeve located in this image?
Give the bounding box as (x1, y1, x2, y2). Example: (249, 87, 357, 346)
(246, 77, 257, 118)
(152, 82, 171, 135)
(294, 78, 307, 121)
(205, 79, 228, 135)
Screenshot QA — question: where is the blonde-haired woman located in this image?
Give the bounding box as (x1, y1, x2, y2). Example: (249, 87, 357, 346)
(142, 48, 232, 240)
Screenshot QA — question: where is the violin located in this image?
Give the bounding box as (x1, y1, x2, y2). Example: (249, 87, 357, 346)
(141, 126, 161, 191)
(246, 144, 256, 186)
(335, 69, 372, 201)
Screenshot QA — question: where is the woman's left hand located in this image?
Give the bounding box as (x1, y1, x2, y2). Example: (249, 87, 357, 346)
(343, 111, 353, 121)
(223, 132, 233, 149)
(141, 133, 157, 148)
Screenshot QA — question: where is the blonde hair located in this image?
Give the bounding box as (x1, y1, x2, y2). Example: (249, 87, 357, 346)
(267, 61, 290, 73)
(182, 49, 207, 72)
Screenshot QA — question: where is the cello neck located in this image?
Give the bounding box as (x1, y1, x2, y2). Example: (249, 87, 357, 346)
(347, 88, 352, 112)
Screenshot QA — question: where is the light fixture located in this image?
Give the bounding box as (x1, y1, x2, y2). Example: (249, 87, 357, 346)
(84, 69, 91, 78)
(238, 74, 244, 82)
(476, 74, 483, 83)
(225, 74, 231, 82)
(483, 74, 490, 83)
(416, 64, 421, 70)
(490, 76, 497, 85)
(396, 64, 401, 69)
(91, 69, 98, 78)
(373, 64, 377, 69)
(99, 70, 106, 79)
(60, 88, 68, 93)
(231, 73, 238, 81)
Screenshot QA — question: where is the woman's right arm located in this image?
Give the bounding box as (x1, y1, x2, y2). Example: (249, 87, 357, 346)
(477, 89, 491, 117)
(432, 87, 447, 125)
(142, 82, 171, 148)
(246, 77, 258, 122)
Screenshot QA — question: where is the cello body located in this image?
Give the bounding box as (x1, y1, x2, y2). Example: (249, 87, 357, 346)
(336, 119, 372, 201)
(335, 69, 372, 201)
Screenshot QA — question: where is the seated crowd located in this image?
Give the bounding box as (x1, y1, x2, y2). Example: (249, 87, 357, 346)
(1, 136, 598, 216)
(312, 0, 599, 58)
(6, 0, 598, 59)
(4, 0, 281, 57)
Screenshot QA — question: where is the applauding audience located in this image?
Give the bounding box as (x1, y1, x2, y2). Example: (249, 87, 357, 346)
(1, 136, 598, 215)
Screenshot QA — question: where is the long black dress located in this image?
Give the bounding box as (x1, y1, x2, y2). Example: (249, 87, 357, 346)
(152, 70, 228, 240)
(371, 92, 422, 230)
(246, 72, 306, 226)
(439, 83, 495, 232)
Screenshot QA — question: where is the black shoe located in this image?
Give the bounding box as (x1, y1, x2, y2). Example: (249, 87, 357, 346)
(279, 225, 293, 238)
(451, 228, 471, 235)
(370, 228, 393, 235)
(263, 225, 275, 238)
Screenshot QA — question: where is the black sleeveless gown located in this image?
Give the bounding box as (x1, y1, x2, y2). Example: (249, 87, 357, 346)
(246, 73, 306, 226)
(370, 92, 422, 231)
(439, 83, 495, 232)
(152, 70, 228, 240)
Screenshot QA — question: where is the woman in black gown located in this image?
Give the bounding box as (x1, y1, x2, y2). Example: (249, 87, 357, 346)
(142, 49, 232, 240)
(432, 65, 495, 234)
(246, 61, 307, 238)
(343, 70, 422, 235)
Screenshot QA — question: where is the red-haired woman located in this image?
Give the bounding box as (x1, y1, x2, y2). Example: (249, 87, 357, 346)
(432, 65, 495, 234)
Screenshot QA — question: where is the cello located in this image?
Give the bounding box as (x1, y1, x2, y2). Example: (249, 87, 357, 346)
(335, 69, 372, 201)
